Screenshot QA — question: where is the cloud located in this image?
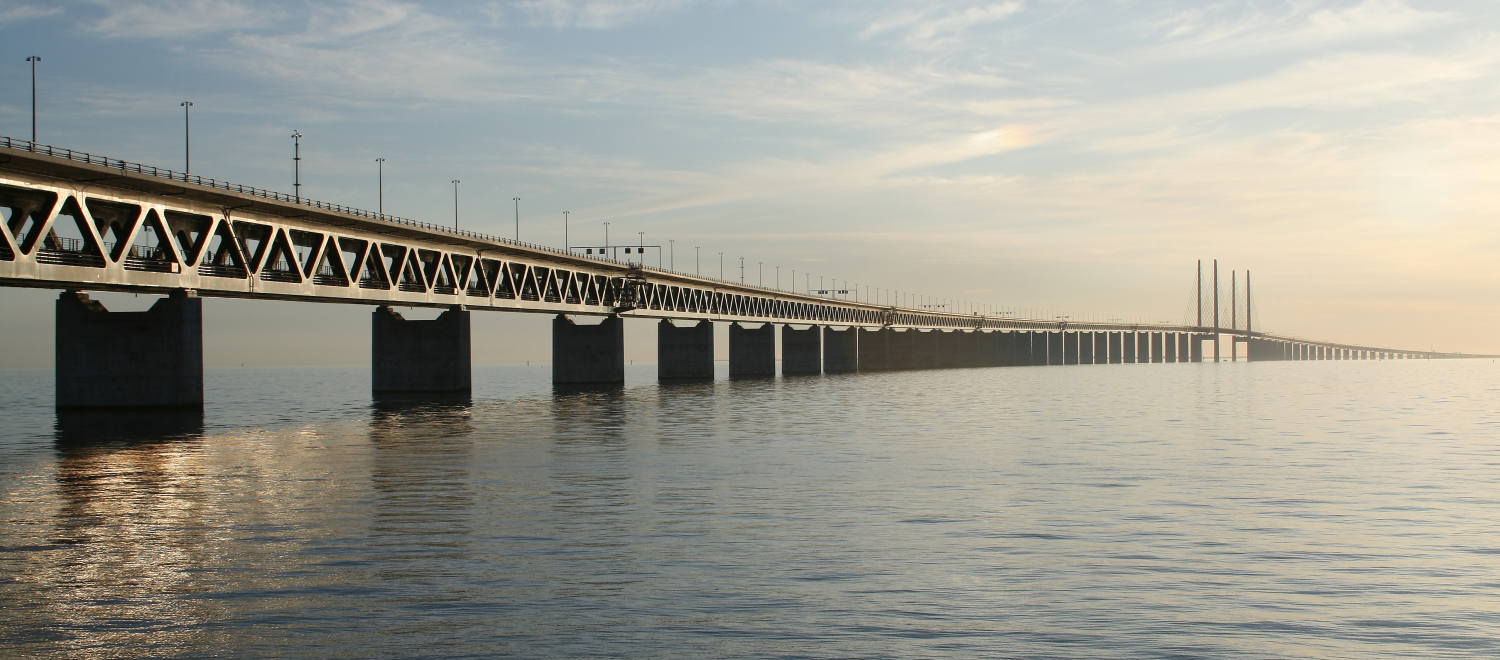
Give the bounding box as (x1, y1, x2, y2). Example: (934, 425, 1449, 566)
(507, 0, 699, 29)
(0, 2, 61, 25)
(1149, 0, 1455, 59)
(859, 1, 1025, 49)
(85, 0, 276, 37)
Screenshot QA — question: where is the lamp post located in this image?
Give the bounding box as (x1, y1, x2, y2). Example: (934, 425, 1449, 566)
(291, 130, 302, 202)
(719, 252, 723, 280)
(739, 256, 744, 283)
(180, 101, 193, 173)
(26, 56, 39, 143)
(452, 180, 460, 229)
(695, 246, 700, 276)
(513, 198, 520, 241)
(604, 222, 611, 258)
(375, 158, 385, 215)
(563, 211, 569, 251)
(776, 266, 780, 290)
(669, 240, 674, 270)
(758, 262, 762, 287)
(638, 232, 644, 263)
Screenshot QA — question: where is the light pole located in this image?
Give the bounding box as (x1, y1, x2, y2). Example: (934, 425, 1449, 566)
(513, 198, 520, 241)
(719, 252, 723, 280)
(452, 180, 460, 229)
(563, 211, 569, 251)
(695, 247, 700, 275)
(180, 101, 193, 173)
(375, 158, 385, 215)
(604, 222, 611, 257)
(26, 56, 39, 143)
(758, 262, 762, 287)
(669, 240, 674, 270)
(739, 257, 744, 283)
(776, 266, 780, 290)
(638, 232, 644, 263)
(291, 130, 302, 202)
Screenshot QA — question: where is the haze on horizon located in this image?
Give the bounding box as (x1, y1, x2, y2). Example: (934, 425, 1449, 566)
(2, 0, 1497, 367)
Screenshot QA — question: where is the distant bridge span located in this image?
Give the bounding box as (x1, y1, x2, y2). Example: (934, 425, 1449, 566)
(0, 138, 1482, 410)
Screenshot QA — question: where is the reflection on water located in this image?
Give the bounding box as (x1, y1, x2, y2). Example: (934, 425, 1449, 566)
(2, 362, 1500, 658)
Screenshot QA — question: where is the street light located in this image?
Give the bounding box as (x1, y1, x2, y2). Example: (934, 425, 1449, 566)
(669, 240, 674, 270)
(563, 211, 569, 251)
(26, 56, 39, 143)
(604, 222, 611, 257)
(695, 246, 700, 275)
(375, 158, 385, 215)
(180, 101, 193, 173)
(290, 130, 303, 202)
(513, 198, 520, 241)
(452, 180, 460, 229)
(719, 252, 723, 280)
(758, 262, 762, 287)
(739, 256, 744, 283)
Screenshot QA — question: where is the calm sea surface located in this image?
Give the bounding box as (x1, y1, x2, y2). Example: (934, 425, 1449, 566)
(2, 360, 1499, 659)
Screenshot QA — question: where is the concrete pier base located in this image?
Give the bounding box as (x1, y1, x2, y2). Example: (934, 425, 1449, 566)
(888, 329, 915, 370)
(858, 328, 888, 371)
(1079, 332, 1095, 364)
(372, 305, 472, 395)
(935, 331, 958, 369)
(1093, 332, 1107, 365)
(659, 319, 714, 381)
(956, 331, 979, 368)
(913, 331, 938, 370)
(1009, 332, 1028, 366)
(1151, 332, 1164, 363)
(1123, 332, 1138, 363)
(1109, 332, 1123, 364)
(1137, 332, 1151, 364)
(553, 315, 625, 385)
(1064, 332, 1079, 365)
(729, 322, 775, 378)
(56, 290, 203, 410)
(1165, 332, 1178, 363)
(1032, 332, 1050, 366)
(1248, 337, 1285, 361)
(823, 326, 859, 373)
(1178, 333, 1190, 362)
(1047, 332, 1064, 365)
(782, 324, 822, 375)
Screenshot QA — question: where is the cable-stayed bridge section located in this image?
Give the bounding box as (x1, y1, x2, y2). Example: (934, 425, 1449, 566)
(0, 138, 1476, 411)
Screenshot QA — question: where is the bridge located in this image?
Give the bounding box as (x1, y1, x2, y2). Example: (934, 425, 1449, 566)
(0, 137, 1477, 410)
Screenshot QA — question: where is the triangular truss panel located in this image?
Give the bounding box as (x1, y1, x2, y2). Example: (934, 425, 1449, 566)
(519, 265, 540, 301)
(396, 250, 427, 293)
(287, 229, 325, 277)
(233, 221, 273, 272)
(429, 254, 457, 295)
(358, 250, 391, 290)
(259, 229, 303, 283)
(0, 183, 58, 257)
(337, 238, 369, 282)
(539, 267, 562, 303)
(163, 210, 213, 266)
(123, 210, 180, 273)
(198, 220, 247, 279)
(495, 262, 520, 299)
(311, 241, 349, 287)
(84, 197, 142, 262)
(36, 197, 106, 268)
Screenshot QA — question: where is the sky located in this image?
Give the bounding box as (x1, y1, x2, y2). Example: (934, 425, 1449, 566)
(2, 0, 1499, 366)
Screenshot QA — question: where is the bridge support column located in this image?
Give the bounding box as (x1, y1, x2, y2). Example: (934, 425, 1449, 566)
(1123, 332, 1137, 363)
(1047, 331, 1064, 365)
(1109, 332, 1123, 364)
(659, 319, 714, 381)
(957, 331, 979, 368)
(1078, 332, 1093, 364)
(1064, 331, 1079, 365)
(1030, 331, 1048, 366)
(935, 330, 959, 369)
(1151, 332, 1164, 363)
(1007, 331, 1026, 366)
(1247, 337, 1282, 361)
(914, 331, 938, 369)
(858, 328, 888, 371)
(823, 326, 858, 373)
(1136, 332, 1150, 364)
(889, 329, 915, 369)
(553, 314, 625, 385)
(1164, 332, 1177, 362)
(56, 290, 204, 410)
(729, 322, 775, 378)
(1190, 334, 1204, 362)
(782, 324, 821, 376)
(975, 331, 995, 367)
(372, 305, 472, 396)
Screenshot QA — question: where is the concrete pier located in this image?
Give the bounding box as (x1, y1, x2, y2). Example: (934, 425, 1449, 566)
(998, 332, 1016, 367)
(553, 314, 625, 385)
(1047, 332, 1064, 365)
(1123, 332, 1137, 363)
(1109, 332, 1123, 364)
(56, 290, 204, 410)
(729, 322, 775, 378)
(1137, 332, 1150, 364)
(888, 329, 915, 370)
(373, 305, 472, 395)
(1078, 332, 1094, 364)
(935, 331, 959, 369)
(913, 331, 938, 370)
(858, 328, 888, 371)
(1151, 332, 1164, 363)
(957, 331, 979, 368)
(1030, 331, 1049, 366)
(782, 324, 822, 375)
(1247, 337, 1285, 361)
(1094, 332, 1108, 365)
(1164, 332, 1177, 362)
(1064, 332, 1080, 365)
(1010, 331, 1029, 366)
(974, 331, 995, 367)
(1190, 334, 1204, 362)
(823, 326, 859, 373)
(658, 319, 714, 381)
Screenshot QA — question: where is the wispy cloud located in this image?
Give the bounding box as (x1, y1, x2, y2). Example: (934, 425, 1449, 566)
(858, 1, 1025, 49)
(507, 0, 700, 29)
(0, 2, 61, 25)
(85, 0, 277, 37)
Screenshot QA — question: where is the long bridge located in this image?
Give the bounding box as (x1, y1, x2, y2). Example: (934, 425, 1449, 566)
(0, 137, 1475, 410)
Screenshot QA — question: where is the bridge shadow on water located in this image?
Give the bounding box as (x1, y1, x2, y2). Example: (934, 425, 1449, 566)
(54, 409, 205, 447)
